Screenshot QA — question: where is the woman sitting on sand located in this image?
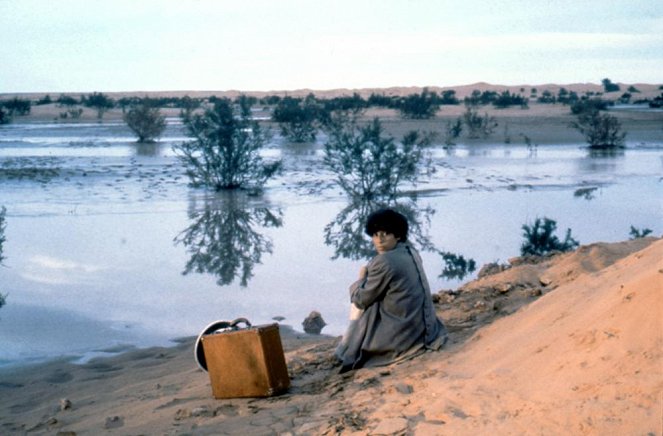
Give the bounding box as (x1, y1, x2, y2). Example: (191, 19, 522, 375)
(336, 208, 447, 372)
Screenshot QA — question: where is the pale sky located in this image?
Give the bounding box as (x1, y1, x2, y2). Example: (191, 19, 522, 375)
(1, 0, 662, 93)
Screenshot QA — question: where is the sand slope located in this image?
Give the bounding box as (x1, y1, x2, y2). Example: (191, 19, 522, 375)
(0, 238, 661, 435)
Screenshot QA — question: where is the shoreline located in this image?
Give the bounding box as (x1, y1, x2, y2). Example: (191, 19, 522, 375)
(1, 237, 660, 434)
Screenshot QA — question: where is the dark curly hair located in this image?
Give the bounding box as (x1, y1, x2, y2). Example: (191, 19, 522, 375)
(364, 208, 409, 242)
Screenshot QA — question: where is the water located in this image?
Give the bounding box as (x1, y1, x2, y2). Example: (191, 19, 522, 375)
(0, 119, 661, 367)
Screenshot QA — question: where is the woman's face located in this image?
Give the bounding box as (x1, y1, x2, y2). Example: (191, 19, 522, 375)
(372, 231, 399, 254)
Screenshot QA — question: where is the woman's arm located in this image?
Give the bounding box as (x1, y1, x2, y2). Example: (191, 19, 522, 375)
(349, 255, 392, 309)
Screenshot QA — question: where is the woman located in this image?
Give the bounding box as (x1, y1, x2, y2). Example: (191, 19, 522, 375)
(336, 208, 447, 372)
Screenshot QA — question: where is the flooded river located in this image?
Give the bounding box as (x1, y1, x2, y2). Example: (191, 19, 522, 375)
(0, 118, 661, 366)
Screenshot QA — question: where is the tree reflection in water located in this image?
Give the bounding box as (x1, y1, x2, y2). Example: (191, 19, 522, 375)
(0, 206, 7, 309)
(174, 193, 283, 287)
(324, 198, 476, 280)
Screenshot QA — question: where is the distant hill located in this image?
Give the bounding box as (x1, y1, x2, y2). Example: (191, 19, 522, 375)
(2, 82, 661, 100)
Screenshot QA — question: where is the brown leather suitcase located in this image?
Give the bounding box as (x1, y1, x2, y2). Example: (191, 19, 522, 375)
(197, 320, 290, 398)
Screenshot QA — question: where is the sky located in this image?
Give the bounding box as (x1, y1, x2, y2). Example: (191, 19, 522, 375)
(1, 0, 662, 93)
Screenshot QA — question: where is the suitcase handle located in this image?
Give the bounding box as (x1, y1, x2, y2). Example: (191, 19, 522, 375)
(194, 318, 252, 371)
(229, 317, 252, 329)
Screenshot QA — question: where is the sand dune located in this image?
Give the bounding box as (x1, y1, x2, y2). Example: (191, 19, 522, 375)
(0, 238, 661, 434)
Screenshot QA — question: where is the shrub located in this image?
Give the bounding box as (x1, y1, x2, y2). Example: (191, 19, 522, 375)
(570, 98, 608, 115)
(493, 91, 528, 109)
(521, 217, 579, 256)
(323, 113, 433, 200)
(0, 206, 6, 265)
(0, 107, 11, 125)
(462, 107, 497, 139)
(123, 99, 167, 143)
(602, 78, 620, 93)
(272, 96, 319, 142)
(444, 118, 463, 146)
(629, 226, 652, 239)
(395, 88, 439, 119)
(83, 92, 114, 119)
(1, 98, 31, 116)
(175, 99, 281, 191)
(570, 110, 626, 149)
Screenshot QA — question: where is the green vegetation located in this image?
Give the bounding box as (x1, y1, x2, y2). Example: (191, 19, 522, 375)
(394, 88, 440, 119)
(570, 98, 609, 115)
(123, 99, 167, 143)
(1, 97, 31, 116)
(462, 107, 497, 139)
(521, 217, 579, 256)
(0, 206, 6, 265)
(83, 92, 114, 120)
(629, 226, 652, 239)
(570, 110, 626, 149)
(271, 95, 319, 142)
(323, 113, 433, 200)
(492, 91, 529, 109)
(602, 78, 620, 93)
(0, 107, 11, 124)
(174, 99, 281, 192)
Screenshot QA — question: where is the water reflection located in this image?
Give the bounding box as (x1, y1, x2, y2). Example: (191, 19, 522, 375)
(174, 193, 283, 287)
(134, 142, 161, 157)
(0, 206, 6, 309)
(324, 197, 475, 280)
(578, 148, 624, 174)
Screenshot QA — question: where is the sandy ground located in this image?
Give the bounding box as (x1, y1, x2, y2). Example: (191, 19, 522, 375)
(1, 237, 660, 435)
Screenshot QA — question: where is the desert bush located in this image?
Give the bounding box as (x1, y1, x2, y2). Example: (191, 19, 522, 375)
(36, 95, 52, 105)
(0, 107, 11, 125)
(1, 98, 31, 116)
(83, 92, 114, 119)
(444, 118, 463, 146)
(462, 107, 497, 139)
(323, 113, 433, 200)
(520, 217, 579, 256)
(570, 98, 609, 115)
(570, 110, 626, 149)
(175, 99, 281, 192)
(493, 91, 528, 109)
(272, 96, 319, 142)
(57, 94, 79, 107)
(629, 226, 652, 239)
(0, 206, 6, 265)
(602, 78, 620, 93)
(395, 88, 439, 119)
(123, 99, 167, 143)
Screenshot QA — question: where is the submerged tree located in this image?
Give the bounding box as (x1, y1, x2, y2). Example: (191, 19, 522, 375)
(520, 217, 579, 256)
(174, 193, 283, 287)
(123, 99, 167, 143)
(272, 95, 319, 143)
(462, 107, 497, 139)
(175, 99, 281, 192)
(323, 113, 433, 200)
(570, 110, 626, 150)
(0, 206, 6, 265)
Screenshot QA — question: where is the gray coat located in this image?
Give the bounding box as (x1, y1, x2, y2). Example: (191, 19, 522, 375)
(337, 242, 447, 372)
